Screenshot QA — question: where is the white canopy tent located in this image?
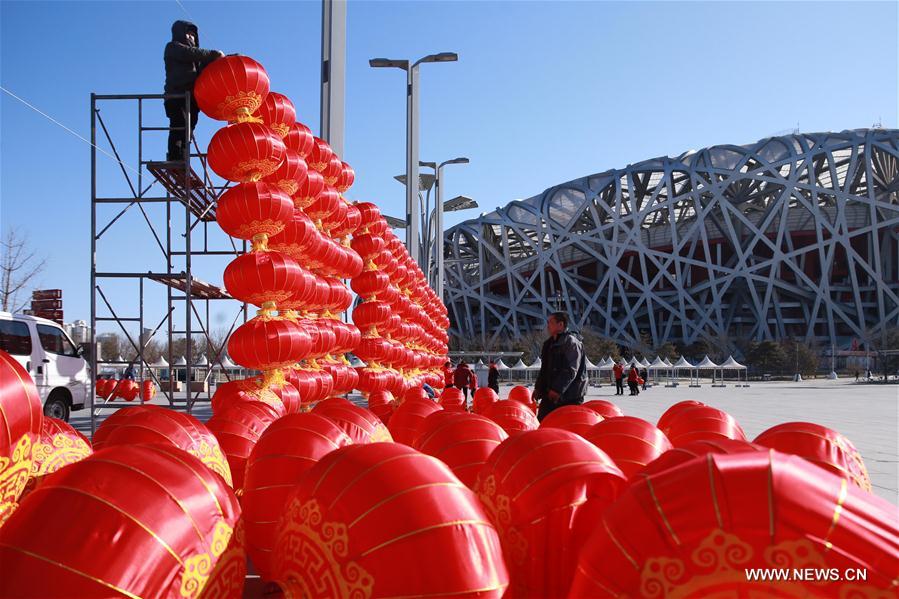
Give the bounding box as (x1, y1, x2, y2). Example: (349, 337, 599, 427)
(150, 356, 168, 368)
(694, 355, 722, 386)
(510, 359, 528, 382)
(584, 357, 603, 387)
(720, 355, 749, 386)
(671, 356, 695, 387)
(527, 357, 542, 370)
(494, 359, 509, 370)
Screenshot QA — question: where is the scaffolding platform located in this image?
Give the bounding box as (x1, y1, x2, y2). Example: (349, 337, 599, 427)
(146, 161, 218, 222)
(148, 273, 232, 300)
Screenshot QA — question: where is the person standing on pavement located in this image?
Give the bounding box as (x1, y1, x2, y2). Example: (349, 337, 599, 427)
(533, 312, 588, 421)
(627, 363, 640, 396)
(613, 360, 624, 396)
(453, 361, 475, 403)
(443, 361, 455, 389)
(488, 361, 500, 395)
(164, 20, 224, 161)
(640, 367, 648, 391)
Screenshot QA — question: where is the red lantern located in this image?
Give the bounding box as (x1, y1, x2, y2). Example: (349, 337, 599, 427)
(0, 351, 43, 513)
(140, 380, 156, 401)
(195, 55, 269, 122)
(336, 161, 355, 193)
(306, 185, 339, 225)
(665, 405, 746, 447)
(243, 413, 353, 580)
(21, 417, 91, 499)
(754, 422, 872, 492)
(356, 202, 382, 231)
(387, 398, 442, 446)
(223, 251, 303, 308)
(475, 428, 626, 598)
(307, 136, 333, 172)
(268, 211, 323, 262)
(211, 376, 301, 417)
(570, 451, 899, 597)
(216, 182, 294, 243)
(484, 400, 540, 437)
(402, 386, 430, 404)
(540, 404, 605, 438)
(283, 122, 315, 159)
(415, 412, 508, 488)
(208, 122, 286, 182)
(507, 385, 532, 405)
(228, 317, 312, 372)
(323, 155, 343, 186)
(293, 168, 325, 210)
(0, 444, 244, 598)
(331, 202, 361, 239)
(472, 387, 499, 414)
(638, 438, 763, 478)
(312, 397, 392, 444)
(206, 401, 280, 492)
(656, 399, 705, 435)
(438, 387, 466, 412)
(93, 404, 233, 485)
(583, 416, 672, 479)
(253, 91, 295, 137)
(582, 399, 623, 418)
(351, 300, 391, 335)
(272, 443, 509, 598)
(261, 149, 308, 199)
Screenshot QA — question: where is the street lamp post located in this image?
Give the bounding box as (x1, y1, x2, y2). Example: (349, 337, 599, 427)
(425, 158, 470, 300)
(369, 52, 458, 267)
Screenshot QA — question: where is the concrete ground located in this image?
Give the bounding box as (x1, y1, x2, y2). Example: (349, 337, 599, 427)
(72, 378, 898, 504)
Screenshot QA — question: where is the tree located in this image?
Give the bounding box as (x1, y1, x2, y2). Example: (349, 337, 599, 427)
(654, 342, 680, 361)
(0, 229, 46, 312)
(745, 340, 788, 375)
(580, 328, 622, 362)
(780, 338, 820, 377)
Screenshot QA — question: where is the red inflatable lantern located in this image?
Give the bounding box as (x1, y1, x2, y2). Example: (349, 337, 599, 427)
(638, 438, 763, 478)
(283, 122, 315, 160)
(195, 55, 269, 122)
(540, 404, 605, 437)
(93, 404, 233, 486)
(261, 149, 308, 199)
(21, 417, 91, 498)
(312, 397, 392, 444)
(307, 136, 333, 172)
(227, 316, 312, 373)
(268, 211, 323, 262)
(206, 401, 280, 493)
(243, 413, 353, 580)
(0, 349, 42, 523)
(336, 161, 356, 193)
(583, 416, 672, 479)
(665, 405, 747, 447)
(754, 421, 872, 492)
(223, 251, 303, 308)
(475, 428, 626, 598)
(472, 387, 498, 414)
(216, 182, 295, 244)
(208, 122, 286, 182)
(657, 399, 705, 434)
(0, 444, 244, 598)
(570, 451, 899, 597)
(211, 377, 290, 416)
(387, 398, 442, 446)
(272, 443, 509, 598)
(323, 155, 343, 186)
(582, 399, 624, 418)
(438, 387, 466, 412)
(415, 412, 508, 488)
(292, 168, 325, 210)
(253, 91, 295, 137)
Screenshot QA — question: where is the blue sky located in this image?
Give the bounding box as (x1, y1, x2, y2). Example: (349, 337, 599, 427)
(1, 0, 896, 337)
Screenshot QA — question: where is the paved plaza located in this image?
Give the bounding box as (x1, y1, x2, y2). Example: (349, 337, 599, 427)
(73, 378, 898, 504)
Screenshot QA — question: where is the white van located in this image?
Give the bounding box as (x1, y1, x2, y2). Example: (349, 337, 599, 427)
(0, 312, 89, 421)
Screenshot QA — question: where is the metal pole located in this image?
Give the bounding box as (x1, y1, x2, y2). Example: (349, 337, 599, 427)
(90, 94, 97, 436)
(436, 165, 445, 299)
(406, 65, 421, 265)
(320, 0, 346, 156)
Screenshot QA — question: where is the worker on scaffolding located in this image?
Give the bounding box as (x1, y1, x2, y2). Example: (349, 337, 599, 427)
(164, 20, 223, 161)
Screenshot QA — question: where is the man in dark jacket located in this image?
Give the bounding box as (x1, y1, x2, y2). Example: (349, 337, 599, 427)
(487, 361, 500, 395)
(164, 20, 223, 161)
(534, 312, 587, 421)
(453, 362, 475, 403)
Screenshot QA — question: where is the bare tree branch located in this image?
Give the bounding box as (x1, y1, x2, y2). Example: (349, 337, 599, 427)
(1, 228, 46, 312)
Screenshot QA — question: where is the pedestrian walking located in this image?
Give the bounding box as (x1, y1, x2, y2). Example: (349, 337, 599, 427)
(533, 312, 587, 421)
(640, 367, 648, 391)
(627, 363, 640, 396)
(453, 362, 475, 404)
(443, 361, 455, 389)
(613, 361, 624, 396)
(488, 360, 500, 395)
(855, 370, 859, 382)
(164, 20, 224, 161)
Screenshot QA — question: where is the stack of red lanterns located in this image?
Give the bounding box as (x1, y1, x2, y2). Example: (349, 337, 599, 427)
(200, 56, 367, 410)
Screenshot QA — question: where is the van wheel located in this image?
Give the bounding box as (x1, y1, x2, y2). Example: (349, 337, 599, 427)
(44, 391, 70, 422)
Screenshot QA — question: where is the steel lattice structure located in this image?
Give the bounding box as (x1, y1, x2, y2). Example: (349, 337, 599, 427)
(445, 128, 899, 350)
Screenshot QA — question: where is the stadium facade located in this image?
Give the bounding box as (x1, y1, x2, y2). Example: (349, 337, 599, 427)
(444, 128, 899, 351)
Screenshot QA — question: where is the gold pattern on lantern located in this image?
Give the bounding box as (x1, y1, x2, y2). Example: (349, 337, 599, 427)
(190, 441, 233, 487)
(216, 92, 264, 123)
(0, 434, 34, 525)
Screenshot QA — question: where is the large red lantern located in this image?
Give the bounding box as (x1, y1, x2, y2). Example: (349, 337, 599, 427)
(322, 155, 343, 186)
(283, 122, 315, 159)
(387, 398, 442, 446)
(227, 316, 312, 373)
(261, 149, 308, 199)
(331, 201, 361, 239)
(206, 401, 280, 493)
(336, 161, 355, 193)
(272, 443, 509, 598)
(93, 404, 233, 485)
(583, 416, 672, 479)
(582, 399, 624, 418)
(540, 404, 605, 437)
(570, 451, 899, 597)
(215, 182, 294, 244)
(211, 377, 287, 416)
(208, 122, 286, 182)
(312, 397, 392, 444)
(195, 55, 269, 122)
(351, 300, 391, 335)
(268, 211, 323, 262)
(657, 399, 705, 434)
(472, 387, 498, 414)
(0, 444, 244, 598)
(665, 405, 747, 447)
(243, 413, 353, 580)
(253, 91, 295, 137)
(475, 428, 626, 597)
(223, 251, 303, 308)
(438, 387, 466, 412)
(0, 349, 42, 525)
(415, 412, 508, 488)
(21, 417, 91, 499)
(754, 422, 872, 492)
(293, 168, 325, 210)
(306, 185, 339, 225)
(307, 136, 333, 172)
(638, 438, 763, 478)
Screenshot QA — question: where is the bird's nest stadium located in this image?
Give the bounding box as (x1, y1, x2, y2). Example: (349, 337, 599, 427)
(444, 128, 899, 351)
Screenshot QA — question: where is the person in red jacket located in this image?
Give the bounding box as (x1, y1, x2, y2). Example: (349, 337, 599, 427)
(612, 361, 624, 396)
(443, 361, 455, 389)
(627, 363, 641, 396)
(453, 362, 475, 403)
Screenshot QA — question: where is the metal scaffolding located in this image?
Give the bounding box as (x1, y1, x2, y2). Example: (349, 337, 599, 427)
(89, 92, 247, 433)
